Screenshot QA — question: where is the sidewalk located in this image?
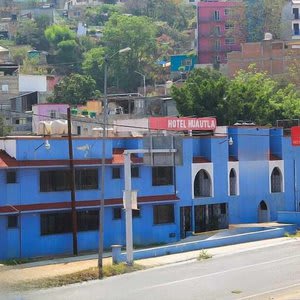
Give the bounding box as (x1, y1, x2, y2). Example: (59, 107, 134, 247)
(0, 237, 297, 286)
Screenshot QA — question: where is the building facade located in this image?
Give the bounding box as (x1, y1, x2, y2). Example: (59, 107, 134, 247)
(227, 38, 300, 78)
(0, 125, 299, 260)
(197, 0, 245, 65)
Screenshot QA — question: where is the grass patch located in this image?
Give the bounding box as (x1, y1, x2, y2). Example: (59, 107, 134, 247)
(231, 290, 242, 294)
(10, 263, 144, 291)
(284, 231, 300, 238)
(197, 249, 212, 261)
(0, 258, 33, 266)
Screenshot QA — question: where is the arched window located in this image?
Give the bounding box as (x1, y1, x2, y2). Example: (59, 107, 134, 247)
(194, 169, 212, 198)
(271, 167, 282, 193)
(229, 168, 237, 196)
(259, 201, 268, 210)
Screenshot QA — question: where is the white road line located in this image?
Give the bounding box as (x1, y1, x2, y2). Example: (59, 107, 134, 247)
(238, 282, 300, 300)
(138, 254, 300, 291)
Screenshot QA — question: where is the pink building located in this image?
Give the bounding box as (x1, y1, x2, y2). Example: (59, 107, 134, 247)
(32, 103, 69, 134)
(197, 1, 245, 65)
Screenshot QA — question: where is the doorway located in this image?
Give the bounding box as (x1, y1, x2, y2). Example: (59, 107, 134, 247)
(180, 206, 192, 238)
(258, 200, 270, 223)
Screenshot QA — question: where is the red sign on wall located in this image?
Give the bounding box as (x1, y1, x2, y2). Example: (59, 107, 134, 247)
(149, 117, 217, 131)
(291, 126, 300, 146)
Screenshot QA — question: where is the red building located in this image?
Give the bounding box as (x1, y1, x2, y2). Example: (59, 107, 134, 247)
(197, 0, 245, 65)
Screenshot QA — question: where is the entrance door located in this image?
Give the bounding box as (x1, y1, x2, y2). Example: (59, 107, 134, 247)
(258, 200, 269, 223)
(194, 205, 206, 233)
(180, 206, 192, 238)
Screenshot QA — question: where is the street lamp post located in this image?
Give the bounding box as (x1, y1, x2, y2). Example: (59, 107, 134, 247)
(134, 71, 146, 97)
(98, 47, 131, 279)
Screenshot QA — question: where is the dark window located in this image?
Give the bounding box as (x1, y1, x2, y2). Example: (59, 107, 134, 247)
(133, 208, 141, 218)
(229, 168, 237, 196)
(225, 37, 235, 45)
(75, 169, 98, 190)
(131, 166, 139, 178)
(7, 215, 18, 228)
(112, 167, 121, 179)
(260, 201, 268, 210)
(194, 169, 212, 197)
(293, 8, 299, 19)
(6, 171, 16, 184)
(294, 23, 300, 35)
(271, 167, 282, 193)
(113, 207, 122, 220)
(153, 204, 174, 224)
(225, 23, 234, 30)
(40, 210, 99, 235)
(77, 210, 99, 232)
(40, 169, 98, 192)
(213, 10, 220, 21)
(152, 166, 173, 186)
(77, 126, 81, 135)
(220, 203, 227, 214)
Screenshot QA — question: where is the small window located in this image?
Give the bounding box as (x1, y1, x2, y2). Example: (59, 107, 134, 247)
(49, 110, 57, 119)
(113, 207, 122, 220)
(7, 171, 16, 184)
(131, 166, 139, 178)
(215, 39, 221, 50)
(133, 208, 141, 218)
(7, 215, 18, 228)
(224, 8, 230, 16)
(214, 26, 221, 35)
(112, 167, 121, 179)
(214, 10, 220, 21)
(225, 37, 235, 45)
(225, 23, 234, 30)
(77, 126, 81, 135)
(181, 59, 192, 67)
(1, 84, 8, 92)
(153, 204, 174, 224)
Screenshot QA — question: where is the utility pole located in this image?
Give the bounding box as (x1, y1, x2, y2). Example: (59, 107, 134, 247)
(67, 107, 78, 256)
(123, 148, 176, 265)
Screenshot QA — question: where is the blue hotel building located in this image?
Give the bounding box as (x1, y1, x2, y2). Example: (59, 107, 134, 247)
(0, 125, 299, 260)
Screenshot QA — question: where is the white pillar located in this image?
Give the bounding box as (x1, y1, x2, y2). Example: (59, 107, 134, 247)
(124, 153, 133, 265)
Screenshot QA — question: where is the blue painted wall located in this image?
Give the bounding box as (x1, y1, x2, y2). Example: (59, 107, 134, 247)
(1, 127, 300, 260)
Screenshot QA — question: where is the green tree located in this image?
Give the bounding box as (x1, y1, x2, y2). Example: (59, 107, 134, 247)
(171, 68, 228, 123)
(123, 0, 195, 30)
(224, 67, 300, 125)
(45, 24, 76, 46)
(16, 19, 39, 47)
(10, 45, 31, 65)
(82, 47, 105, 89)
(50, 74, 98, 105)
(85, 4, 120, 26)
(243, 0, 286, 41)
(102, 14, 157, 92)
(0, 115, 11, 136)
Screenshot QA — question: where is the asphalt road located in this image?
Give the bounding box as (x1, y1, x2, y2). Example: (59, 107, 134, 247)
(6, 240, 300, 300)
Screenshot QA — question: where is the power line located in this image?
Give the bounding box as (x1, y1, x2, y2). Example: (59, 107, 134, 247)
(0, 107, 292, 139)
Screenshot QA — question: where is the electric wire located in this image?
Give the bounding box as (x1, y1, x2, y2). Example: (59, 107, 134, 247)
(0, 107, 294, 139)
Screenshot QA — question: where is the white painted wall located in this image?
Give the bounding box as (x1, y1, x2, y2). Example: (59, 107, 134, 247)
(269, 160, 285, 193)
(192, 162, 214, 199)
(0, 139, 16, 158)
(228, 161, 240, 196)
(19, 75, 47, 92)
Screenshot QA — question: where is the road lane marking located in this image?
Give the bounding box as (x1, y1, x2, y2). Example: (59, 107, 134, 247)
(138, 254, 300, 291)
(238, 282, 300, 300)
